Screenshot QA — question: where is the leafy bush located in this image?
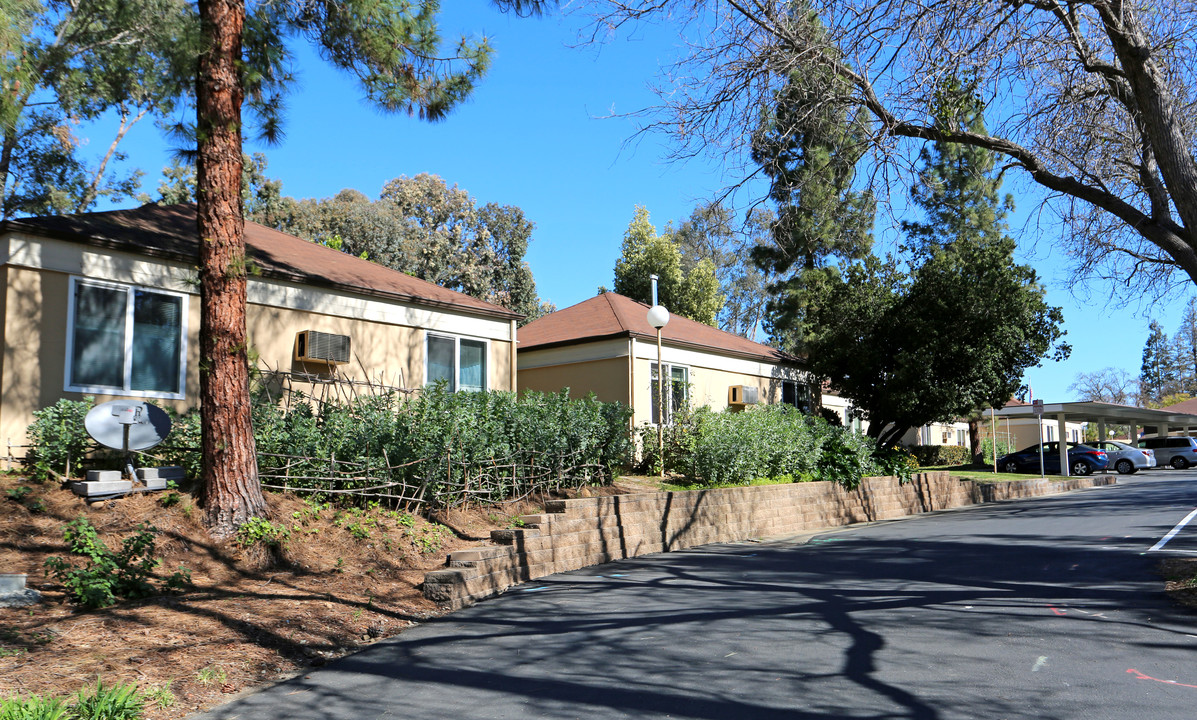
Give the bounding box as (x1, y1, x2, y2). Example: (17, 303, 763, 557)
(907, 444, 972, 467)
(253, 384, 633, 508)
(669, 405, 885, 489)
(979, 437, 1015, 464)
(25, 398, 95, 481)
(43, 517, 190, 609)
(234, 518, 290, 548)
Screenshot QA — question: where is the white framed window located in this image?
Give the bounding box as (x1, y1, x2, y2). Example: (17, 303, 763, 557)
(65, 277, 188, 399)
(956, 428, 966, 446)
(650, 363, 688, 425)
(426, 333, 488, 392)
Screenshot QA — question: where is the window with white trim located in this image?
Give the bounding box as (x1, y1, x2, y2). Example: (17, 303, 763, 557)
(65, 278, 187, 398)
(426, 334, 487, 392)
(650, 363, 688, 425)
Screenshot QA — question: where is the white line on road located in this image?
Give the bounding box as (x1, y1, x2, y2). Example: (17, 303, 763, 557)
(1149, 508, 1197, 552)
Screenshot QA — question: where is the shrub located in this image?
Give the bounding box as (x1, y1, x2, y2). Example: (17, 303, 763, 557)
(979, 437, 1015, 464)
(253, 384, 633, 508)
(44, 517, 190, 609)
(25, 398, 95, 481)
(907, 444, 972, 467)
(234, 518, 290, 549)
(676, 405, 882, 489)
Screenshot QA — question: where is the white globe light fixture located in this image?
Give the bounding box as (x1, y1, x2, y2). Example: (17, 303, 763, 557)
(647, 304, 670, 330)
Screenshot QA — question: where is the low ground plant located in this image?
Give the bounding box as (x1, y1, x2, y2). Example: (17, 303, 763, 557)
(0, 681, 145, 720)
(43, 517, 190, 609)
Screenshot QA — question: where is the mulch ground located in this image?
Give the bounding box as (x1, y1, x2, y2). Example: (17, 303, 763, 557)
(0, 472, 629, 717)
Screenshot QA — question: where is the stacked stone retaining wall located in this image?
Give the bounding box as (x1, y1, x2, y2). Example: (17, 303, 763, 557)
(423, 472, 1115, 608)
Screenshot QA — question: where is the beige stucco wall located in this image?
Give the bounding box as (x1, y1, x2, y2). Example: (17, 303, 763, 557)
(518, 356, 629, 404)
(1, 234, 515, 455)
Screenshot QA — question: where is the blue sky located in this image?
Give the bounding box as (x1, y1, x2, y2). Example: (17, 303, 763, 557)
(90, 1, 1191, 402)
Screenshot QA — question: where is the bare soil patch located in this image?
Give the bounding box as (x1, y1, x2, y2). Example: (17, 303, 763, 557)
(0, 473, 632, 717)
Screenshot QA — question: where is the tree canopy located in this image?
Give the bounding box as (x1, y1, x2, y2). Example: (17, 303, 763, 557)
(585, 0, 1197, 301)
(279, 174, 551, 322)
(801, 96, 1067, 449)
(0, 0, 193, 218)
(612, 205, 723, 326)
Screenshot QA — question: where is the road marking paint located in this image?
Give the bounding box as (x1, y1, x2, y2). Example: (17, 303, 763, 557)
(521, 586, 551, 592)
(1048, 605, 1067, 616)
(1149, 508, 1197, 552)
(1032, 656, 1048, 672)
(1128, 668, 1197, 690)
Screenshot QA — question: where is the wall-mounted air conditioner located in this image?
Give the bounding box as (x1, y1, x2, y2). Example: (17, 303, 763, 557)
(295, 330, 350, 365)
(728, 385, 760, 406)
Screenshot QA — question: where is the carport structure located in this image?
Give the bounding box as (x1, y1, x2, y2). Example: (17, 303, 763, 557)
(985, 401, 1197, 476)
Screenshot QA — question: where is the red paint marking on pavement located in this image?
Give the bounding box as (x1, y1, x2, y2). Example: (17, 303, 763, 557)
(1128, 669, 1197, 690)
(1049, 606, 1067, 616)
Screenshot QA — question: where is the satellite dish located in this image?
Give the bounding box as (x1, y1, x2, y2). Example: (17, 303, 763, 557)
(85, 400, 172, 452)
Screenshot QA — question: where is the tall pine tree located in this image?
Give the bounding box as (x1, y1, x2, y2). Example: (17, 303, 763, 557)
(899, 79, 1025, 458)
(750, 40, 875, 355)
(1141, 319, 1179, 405)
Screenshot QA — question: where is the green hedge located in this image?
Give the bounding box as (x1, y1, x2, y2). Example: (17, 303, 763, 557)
(27, 387, 633, 508)
(907, 444, 972, 467)
(645, 405, 906, 489)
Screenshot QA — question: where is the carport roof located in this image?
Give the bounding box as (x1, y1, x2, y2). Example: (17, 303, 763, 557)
(987, 401, 1197, 429)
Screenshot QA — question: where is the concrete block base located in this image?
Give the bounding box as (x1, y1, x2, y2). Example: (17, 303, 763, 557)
(70, 480, 134, 497)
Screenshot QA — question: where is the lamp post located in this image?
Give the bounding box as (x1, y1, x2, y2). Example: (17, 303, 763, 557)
(647, 275, 670, 479)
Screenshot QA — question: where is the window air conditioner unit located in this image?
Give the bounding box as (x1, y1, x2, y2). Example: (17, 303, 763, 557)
(295, 330, 350, 365)
(728, 385, 759, 406)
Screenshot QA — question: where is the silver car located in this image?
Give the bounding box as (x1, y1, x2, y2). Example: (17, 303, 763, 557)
(1092, 440, 1156, 474)
(1138, 435, 1197, 469)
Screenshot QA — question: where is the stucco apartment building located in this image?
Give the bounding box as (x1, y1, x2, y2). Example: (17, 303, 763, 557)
(0, 203, 520, 450)
(516, 292, 813, 426)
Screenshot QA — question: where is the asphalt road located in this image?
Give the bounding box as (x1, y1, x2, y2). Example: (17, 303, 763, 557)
(197, 469, 1197, 720)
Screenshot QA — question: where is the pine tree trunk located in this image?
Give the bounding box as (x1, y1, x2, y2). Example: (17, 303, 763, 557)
(196, 0, 267, 537)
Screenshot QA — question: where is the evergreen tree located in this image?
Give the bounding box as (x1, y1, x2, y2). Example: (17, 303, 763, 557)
(900, 77, 1014, 254)
(612, 206, 724, 325)
(190, 0, 554, 536)
(749, 45, 875, 354)
(1141, 319, 1179, 404)
(672, 201, 771, 337)
(1172, 298, 1197, 395)
(803, 82, 1067, 450)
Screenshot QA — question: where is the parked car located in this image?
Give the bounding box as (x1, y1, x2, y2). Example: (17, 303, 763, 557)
(1091, 440, 1156, 474)
(996, 442, 1109, 476)
(1137, 436, 1197, 469)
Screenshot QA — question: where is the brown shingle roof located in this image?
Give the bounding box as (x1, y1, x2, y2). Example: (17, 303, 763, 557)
(3, 203, 519, 320)
(519, 292, 801, 365)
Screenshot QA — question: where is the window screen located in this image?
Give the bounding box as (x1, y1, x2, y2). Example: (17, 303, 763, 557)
(427, 335, 456, 390)
(70, 283, 127, 389)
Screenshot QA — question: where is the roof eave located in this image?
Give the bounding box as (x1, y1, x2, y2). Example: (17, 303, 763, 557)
(2, 221, 522, 322)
